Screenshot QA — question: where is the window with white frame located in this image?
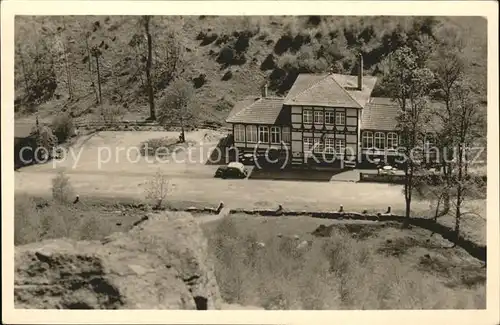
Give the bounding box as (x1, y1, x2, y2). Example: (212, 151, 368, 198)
(313, 138, 324, 153)
(234, 124, 245, 142)
(282, 126, 291, 143)
(258, 126, 269, 143)
(335, 112, 346, 125)
(303, 110, 313, 124)
(325, 111, 335, 124)
(303, 137, 314, 152)
(335, 139, 345, 155)
(324, 138, 335, 154)
(246, 125, 258, 143)
(314, 110, 324, 124)
(362, 131, 373, 149)
(374, 132, 385, 149)
(387, 132, 398, 149)
(270, 126, 281, 144)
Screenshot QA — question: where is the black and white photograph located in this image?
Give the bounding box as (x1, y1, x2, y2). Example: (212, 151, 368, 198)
(2, 1, 499, 324)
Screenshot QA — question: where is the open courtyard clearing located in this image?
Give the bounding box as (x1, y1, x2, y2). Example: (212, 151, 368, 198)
(15, 130, 486, 245)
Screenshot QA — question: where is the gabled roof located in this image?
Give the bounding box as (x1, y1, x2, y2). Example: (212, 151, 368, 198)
(362, 97, 400, 131)
(284, 73, 377, 108)
(225, 97, 285, 125)
(362, 97, 444, 132)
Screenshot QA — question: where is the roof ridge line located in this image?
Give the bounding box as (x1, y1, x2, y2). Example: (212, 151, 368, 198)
(330, 75, 363, 109)
(287, 73, 329, 103)
(231, 97, 262, 120)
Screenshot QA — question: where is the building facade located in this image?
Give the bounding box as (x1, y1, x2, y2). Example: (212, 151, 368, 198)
(226, 55, 438, 169)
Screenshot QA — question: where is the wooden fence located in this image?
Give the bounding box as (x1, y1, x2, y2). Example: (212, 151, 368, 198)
(73, 119, 231, 132)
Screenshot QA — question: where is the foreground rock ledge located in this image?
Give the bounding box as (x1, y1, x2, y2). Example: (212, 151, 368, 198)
(15, 212, 222, 309)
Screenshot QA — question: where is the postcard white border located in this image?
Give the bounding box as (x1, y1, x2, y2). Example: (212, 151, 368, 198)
(2, 1, 499, 324)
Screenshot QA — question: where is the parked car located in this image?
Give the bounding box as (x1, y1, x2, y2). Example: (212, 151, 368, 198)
(214, 162, 248, 179)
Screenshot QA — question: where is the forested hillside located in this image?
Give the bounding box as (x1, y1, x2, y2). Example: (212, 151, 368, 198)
(14, 15, 487, 125)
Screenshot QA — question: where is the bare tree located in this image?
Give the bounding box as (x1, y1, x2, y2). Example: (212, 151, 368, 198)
(83, 31, 100, 104)
(427, 27, 466, 219)
(90, 46, 103, 105)
(158, 78, 196, 142)
(386, 46, 435, 225)
(153, 31, 184, 91)
(59, 18, 73, 99)
(447, 80, 485, 241)
(16, 42, 30, 93)
(142, 15, 156, 120)
(145, 169, 170, 209)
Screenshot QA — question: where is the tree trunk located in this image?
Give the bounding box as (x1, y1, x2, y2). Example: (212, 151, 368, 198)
(61, 19, 73, 99)
(94, 54, 102, 105)
(454, 144, 465, 244)
(61, 39, 73, 99)
(403, 162, 413, 227)
(17, 44, 30, 95)
(180, 115, 185, 142)
(84, 38, 99, 103)
(144, 16, 156, 120)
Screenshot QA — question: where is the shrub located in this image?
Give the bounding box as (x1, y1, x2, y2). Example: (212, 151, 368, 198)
(14, 197, 42, 245)
(234, 31, 252, 53)
(51, 113, 75, 144)
(260, 54, 277, 71)
(307, 16, 322, 26)
(206, 218, 484, 309)
(51, 171, 75, 204)
(30, 125, 58, 162)
(215, 97, 234, 112)
(77, 214, 108, 241)
(192, 73, 207, 89)
(100, 103, 124, 125)
(216, 46, 246, 66)
(144, 169, 170, 209)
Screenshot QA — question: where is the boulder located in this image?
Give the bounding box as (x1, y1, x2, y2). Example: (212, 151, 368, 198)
(15, 212, 222, 309)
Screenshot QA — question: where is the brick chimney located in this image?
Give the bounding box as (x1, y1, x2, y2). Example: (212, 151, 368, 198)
(357, 53, 363, 90)
(262, 82, 268, 98)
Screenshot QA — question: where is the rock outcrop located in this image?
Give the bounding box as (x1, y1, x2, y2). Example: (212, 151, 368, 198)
(15, 212, 222, 309)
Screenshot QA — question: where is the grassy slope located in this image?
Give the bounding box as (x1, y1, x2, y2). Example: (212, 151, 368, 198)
(202, 215, 485, 309)
(14, 16, 487, 125)
(14, 195, 485, 309)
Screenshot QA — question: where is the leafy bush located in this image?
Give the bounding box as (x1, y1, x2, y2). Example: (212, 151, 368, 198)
(51, 171, 75, 204)
(192, 73, 207, 89)
(30, 125, 58, 162)
(216, 46, 246, 66)
(260, 54, 276, 71)
(51, 113, 75, 144)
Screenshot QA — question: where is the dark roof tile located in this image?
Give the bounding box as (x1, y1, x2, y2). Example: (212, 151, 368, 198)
(284, 73, 377, 108)
(362, 97, 444, 132)
(226, 97, 285, 124)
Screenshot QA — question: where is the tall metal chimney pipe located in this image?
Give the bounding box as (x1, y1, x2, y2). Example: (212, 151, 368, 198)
(358, 53, 363, 91)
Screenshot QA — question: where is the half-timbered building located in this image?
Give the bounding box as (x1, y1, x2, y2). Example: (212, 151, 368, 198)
(226, 54, 439, 169)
